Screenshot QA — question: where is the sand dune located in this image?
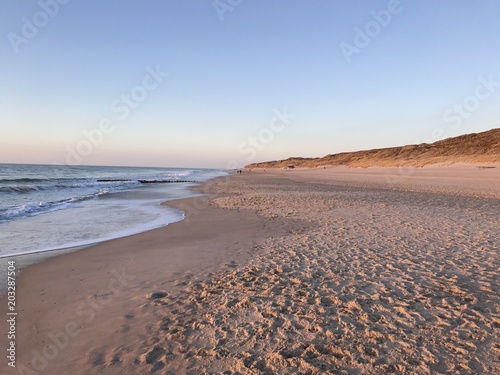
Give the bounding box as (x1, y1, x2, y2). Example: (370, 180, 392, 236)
(247, 128, 500, 168)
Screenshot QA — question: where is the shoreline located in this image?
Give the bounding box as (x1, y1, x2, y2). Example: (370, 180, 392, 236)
(4, 163, 497, 264)
(0, 178, 218, 296)
(0, 165, 227, 260)
(1, 167, 498, 374)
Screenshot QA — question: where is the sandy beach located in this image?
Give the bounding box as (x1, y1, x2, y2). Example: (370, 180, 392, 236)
(2, 166, 499, 374)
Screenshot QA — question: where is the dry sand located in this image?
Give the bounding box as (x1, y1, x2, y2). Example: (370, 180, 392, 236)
(1, 166, 499, 374)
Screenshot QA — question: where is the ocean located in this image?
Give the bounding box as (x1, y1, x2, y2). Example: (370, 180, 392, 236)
(0, 164, 227, 257)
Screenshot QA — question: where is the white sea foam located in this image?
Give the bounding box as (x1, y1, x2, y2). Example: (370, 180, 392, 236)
(0, 164, 227, 257)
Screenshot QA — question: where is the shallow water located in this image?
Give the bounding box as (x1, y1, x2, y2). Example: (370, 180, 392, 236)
(0, 164, 227, 257)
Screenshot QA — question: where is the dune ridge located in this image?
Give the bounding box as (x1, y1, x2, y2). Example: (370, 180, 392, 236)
(247, 128, 500, 168)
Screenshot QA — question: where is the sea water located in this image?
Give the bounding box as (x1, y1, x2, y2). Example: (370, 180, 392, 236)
(0, 164, 226, 257)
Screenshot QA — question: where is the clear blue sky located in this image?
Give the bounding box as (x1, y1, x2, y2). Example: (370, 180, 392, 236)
(1, 0, 499, 168)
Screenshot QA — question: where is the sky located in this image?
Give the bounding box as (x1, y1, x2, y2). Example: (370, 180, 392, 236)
(1, 0, 499, 168)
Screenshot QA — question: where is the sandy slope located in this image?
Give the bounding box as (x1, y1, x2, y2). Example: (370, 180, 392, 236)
(247, 128, 500, 168)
